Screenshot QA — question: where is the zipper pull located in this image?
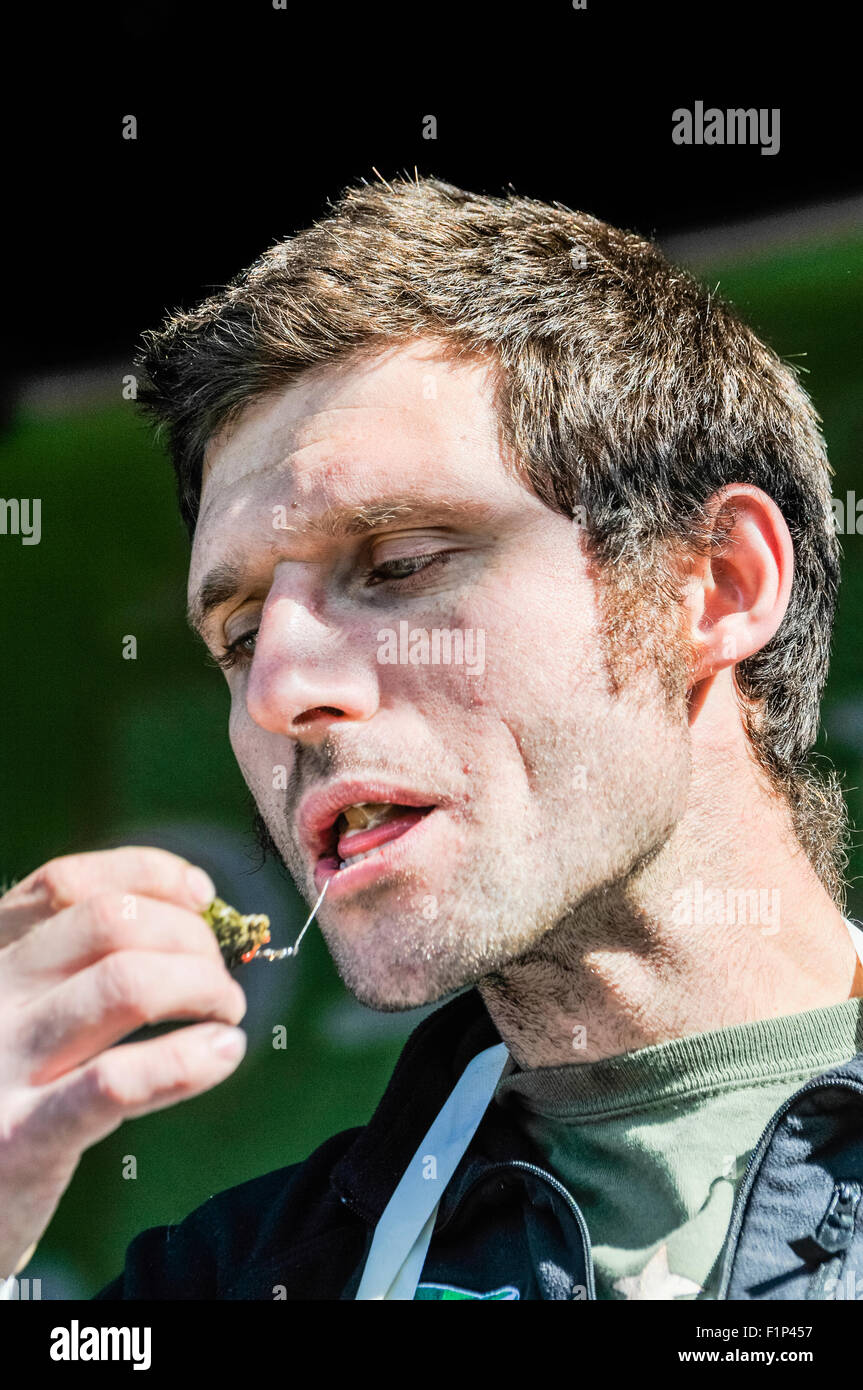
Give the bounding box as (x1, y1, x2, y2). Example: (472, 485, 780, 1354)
(790, 1179, 862, 1264)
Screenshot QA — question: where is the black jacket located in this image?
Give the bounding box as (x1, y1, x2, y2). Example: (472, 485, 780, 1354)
(93, 986, 863, 1300)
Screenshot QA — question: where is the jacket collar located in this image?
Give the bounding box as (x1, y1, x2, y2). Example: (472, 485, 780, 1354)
(330, 987, 863, 1226)
(330, 986, 505, 1223)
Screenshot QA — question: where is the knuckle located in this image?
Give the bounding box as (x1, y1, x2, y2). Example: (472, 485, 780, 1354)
(33, 857, 81, 912)
(158, 1032, 198, 1090)
(85, 1055, 129, 1110)
(96, 953, 149, 1026)
(86, 891, 123, 936)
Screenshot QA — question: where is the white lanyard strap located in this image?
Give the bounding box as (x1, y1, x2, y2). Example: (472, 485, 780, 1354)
(846, 917, 863, 968)
(355, 1040, 510, 1300)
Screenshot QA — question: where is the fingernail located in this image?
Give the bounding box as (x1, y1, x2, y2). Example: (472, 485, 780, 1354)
(186, 865, 216, 907)
(211, 1027, 246, 1060)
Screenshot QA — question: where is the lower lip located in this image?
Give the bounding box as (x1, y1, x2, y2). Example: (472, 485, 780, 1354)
(314, 809, 439, 897)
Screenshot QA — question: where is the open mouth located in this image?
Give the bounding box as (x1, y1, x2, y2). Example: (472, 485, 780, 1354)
(317, 801, 436, 881)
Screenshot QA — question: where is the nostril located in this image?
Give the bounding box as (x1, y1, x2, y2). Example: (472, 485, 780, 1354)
(294, 706, 347, 726)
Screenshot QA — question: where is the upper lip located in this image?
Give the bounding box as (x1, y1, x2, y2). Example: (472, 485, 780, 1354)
(297, 780, 444, 860)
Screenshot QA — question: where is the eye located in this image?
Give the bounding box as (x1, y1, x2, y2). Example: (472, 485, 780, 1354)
(212, 549, 455, 672)
(366, 551, 453, 587)
(214, 628, 258, 671)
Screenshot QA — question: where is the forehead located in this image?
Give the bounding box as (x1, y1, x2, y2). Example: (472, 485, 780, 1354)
(197, 339, 502, 522)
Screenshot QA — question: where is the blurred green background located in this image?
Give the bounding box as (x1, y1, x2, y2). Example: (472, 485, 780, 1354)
(1, 227, 862, 1296)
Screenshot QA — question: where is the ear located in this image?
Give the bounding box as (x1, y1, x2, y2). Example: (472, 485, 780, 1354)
(684, 484, 795, 688)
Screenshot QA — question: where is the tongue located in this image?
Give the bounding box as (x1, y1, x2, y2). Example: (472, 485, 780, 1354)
(337, 808, 430, 859)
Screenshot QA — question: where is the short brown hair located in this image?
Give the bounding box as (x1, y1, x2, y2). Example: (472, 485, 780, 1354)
(137, 174, 848, 903)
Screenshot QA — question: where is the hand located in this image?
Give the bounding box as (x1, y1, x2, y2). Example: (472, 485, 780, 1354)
(0, 847, 247, 1282)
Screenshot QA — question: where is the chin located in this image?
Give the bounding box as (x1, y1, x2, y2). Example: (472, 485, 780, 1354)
(343, 973, 442, 1013)
(337, 952, 472, 1013)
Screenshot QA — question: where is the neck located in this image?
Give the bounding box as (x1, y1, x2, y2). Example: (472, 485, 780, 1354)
(480, 720, 858, 1070)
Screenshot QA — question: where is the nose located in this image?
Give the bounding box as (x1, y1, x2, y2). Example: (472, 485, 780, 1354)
(244, 592, 380, 743)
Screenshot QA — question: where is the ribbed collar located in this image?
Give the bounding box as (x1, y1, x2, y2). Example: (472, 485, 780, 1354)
(494, 996, 863, 1120)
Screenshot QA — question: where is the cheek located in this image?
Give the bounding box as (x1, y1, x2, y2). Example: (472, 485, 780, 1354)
(227, 692, 301, 815)
(227, 697, 269, 791)
(227, 697, 248, 761)
(402, 569, 609, 764)
(458, 575, 682, 824)
(464, 584, 607, 730)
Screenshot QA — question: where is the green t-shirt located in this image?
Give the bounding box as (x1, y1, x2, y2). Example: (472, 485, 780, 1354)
(494, 997, 863, 1299)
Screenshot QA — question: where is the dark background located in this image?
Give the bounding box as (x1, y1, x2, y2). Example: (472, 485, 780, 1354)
(2, 0, 862, 1297)
(10, 0, 862, 381)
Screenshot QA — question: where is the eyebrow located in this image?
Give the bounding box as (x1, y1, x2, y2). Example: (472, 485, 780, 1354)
(187, 496, 485, 640)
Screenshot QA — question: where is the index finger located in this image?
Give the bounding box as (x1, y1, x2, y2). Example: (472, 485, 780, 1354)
(0, 847, 216, 947)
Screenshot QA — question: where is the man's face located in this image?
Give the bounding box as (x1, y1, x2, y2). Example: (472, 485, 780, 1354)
(188, 340, 691, 1008)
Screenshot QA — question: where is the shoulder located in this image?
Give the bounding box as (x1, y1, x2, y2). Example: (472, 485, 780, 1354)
(93, 1125, 365, 1300)
(94, 989, 497, 1300)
